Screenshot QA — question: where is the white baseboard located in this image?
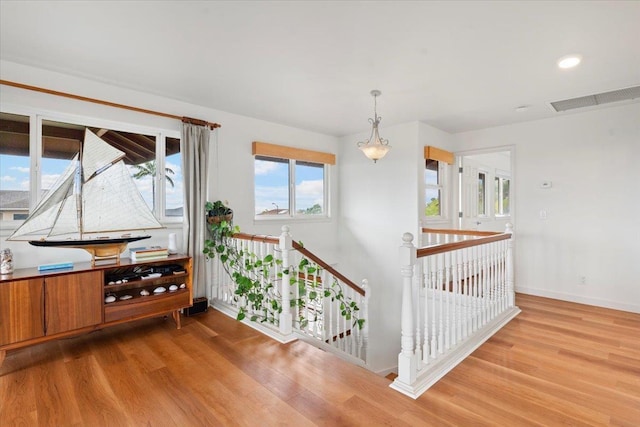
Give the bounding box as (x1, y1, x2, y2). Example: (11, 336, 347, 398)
(515, 286, 640, 314)
(374, 366, 398, 377)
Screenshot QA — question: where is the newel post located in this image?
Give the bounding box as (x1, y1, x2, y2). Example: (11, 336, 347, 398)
(397, 232, 417, 385)
(505, 223, 515, 308)
(279, 225, 293, 335)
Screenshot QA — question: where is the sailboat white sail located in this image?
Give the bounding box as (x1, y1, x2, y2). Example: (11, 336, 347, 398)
(8, 128, 164, 263)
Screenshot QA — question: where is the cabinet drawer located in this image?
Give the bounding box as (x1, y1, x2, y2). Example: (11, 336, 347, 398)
(104, 289, 191, 323)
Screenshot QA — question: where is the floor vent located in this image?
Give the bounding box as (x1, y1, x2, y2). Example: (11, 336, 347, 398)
(550, 85, 640, 112)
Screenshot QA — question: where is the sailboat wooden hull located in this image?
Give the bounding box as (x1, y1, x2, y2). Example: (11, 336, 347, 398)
(29, 235, 150, 248)
(29, 236, 151, 266)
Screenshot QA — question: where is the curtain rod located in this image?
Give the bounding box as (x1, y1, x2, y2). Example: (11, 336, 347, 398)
(0, 79, 221, 130)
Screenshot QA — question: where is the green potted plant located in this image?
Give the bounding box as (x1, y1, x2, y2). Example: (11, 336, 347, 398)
(206, 200, 233, 224)
(203, 201, 364, 329)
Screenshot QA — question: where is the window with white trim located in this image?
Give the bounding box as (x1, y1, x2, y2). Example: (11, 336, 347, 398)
(494, 175, 510, 216)
(423, 146, 453, 221)
(425, 159, 445, 217)
(0, 110, 181, 231)
(253, 141, 332, 219)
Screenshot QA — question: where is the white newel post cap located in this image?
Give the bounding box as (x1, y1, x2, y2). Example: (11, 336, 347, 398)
(399, 232, 416, 267)
(279, 225, 292, 248)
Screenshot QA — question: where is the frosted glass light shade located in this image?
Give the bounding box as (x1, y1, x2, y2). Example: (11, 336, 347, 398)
(359, 143, 390, 163)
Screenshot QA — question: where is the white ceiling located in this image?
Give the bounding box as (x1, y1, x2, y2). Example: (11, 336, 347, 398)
(1, 1, 639, 136)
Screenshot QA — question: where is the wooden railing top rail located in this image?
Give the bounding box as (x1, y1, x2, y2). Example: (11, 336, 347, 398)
(417, 233, 511, 258)
(422, 227, 500, 237)
(230, 232, 365, 296)
(232, 232, 279, 245)
(292, 241, 365, 296)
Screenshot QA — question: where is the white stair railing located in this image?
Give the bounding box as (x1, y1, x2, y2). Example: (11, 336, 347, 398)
(210, 226, 369, 366)
(391, 225, 520, 399)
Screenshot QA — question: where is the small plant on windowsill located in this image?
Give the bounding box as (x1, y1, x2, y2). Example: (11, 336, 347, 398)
(202, 201, 364, 330)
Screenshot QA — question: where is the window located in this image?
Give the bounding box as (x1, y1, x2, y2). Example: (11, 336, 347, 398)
(478, 171, 487, 216)
(164, 137, 183, 217)
(252, 141, 333, 219)
(423, 146, 453, 221)
(0, 112, 30, 223)
(0, 110, 181, 231)
(495, 175, 510, 216)
(425, 159, 443, 217)
(254, 156, 290, 215)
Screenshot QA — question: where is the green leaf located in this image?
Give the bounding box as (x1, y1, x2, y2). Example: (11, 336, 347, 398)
(309, 291, 317, 300)
(237, 312, 245, 321)
(264, 254, 273, 263)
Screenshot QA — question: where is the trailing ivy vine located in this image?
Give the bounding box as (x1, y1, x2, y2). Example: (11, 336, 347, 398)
(203, 201, 364, 331)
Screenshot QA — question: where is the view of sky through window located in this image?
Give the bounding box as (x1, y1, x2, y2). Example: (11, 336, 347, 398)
(254, 158, 324, 215)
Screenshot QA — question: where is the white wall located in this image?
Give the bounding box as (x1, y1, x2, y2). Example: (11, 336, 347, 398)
(452, 102, 640, 313)
(337, 121, 454, 373)
(0, 60, 340, 268)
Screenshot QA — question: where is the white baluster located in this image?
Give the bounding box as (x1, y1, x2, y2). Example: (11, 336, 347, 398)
(472, 245, 479, 332)
(413, 253, 422, 364)
(453, 249, 460, 346)
(430, 256, 437, 360)
(444, 251, 451, 351)
(505, 223, 515, 308)
(422, 258, 430, 364)
(279, 226, 293, 335)
(397, 232, 417, 385)
(357, 279, 369, 362)
(437, 253, 444, 355)
(462, 248, 471, 338)
(481, 243, 488, 327)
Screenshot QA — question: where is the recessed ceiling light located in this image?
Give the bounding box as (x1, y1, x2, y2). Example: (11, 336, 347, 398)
(515, 105, 530, 112)
(557, 55, 582, 69)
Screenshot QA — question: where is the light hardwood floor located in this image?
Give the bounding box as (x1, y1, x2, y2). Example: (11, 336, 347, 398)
(1, 294, 638, 426)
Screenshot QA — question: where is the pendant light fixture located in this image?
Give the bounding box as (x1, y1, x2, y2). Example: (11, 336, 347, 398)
(357, 90, 391, 163)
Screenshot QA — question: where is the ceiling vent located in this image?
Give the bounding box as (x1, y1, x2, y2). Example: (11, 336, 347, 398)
(550, 85, 640, 112)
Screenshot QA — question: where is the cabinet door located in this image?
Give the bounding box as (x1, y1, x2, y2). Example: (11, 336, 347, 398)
(45, 271, 102, 335)
(0, 279, 45, 346)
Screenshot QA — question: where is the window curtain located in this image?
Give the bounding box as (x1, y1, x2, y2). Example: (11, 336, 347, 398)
(181, 123, 211, 298)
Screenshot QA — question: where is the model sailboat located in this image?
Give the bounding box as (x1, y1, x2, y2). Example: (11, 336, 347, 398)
(8, 128, 164, 265)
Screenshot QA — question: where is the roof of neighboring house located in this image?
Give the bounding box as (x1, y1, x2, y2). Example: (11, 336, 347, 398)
(0, 190, 29, 210)
(257, 208, 289, 216)
(165, 207, 183, 216)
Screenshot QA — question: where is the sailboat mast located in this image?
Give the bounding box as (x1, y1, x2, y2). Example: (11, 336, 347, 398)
(76, 139, 84, 239)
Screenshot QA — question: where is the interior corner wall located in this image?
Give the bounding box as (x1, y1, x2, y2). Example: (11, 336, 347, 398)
(451, 103, 640, 313)
(337, 121, 453, 373)
(0, 60, 340, 267)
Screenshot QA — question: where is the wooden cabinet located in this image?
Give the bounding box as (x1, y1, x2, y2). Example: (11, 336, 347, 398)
(101, 256, 192, 327)
(0, 278, 45, 346)
(0, 255, 192, 365)
(0, 271, 102, 347)
(45, 271, 102, 335)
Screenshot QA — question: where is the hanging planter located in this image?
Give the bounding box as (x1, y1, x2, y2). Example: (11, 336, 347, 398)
(206, 200, 233, 225)
(207, 212, 233, 224)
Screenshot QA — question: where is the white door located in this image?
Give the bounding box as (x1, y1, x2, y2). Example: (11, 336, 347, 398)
(458, 151, 512, 232)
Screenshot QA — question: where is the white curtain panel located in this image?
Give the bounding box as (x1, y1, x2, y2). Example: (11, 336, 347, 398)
(181, 123, 211, 298)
